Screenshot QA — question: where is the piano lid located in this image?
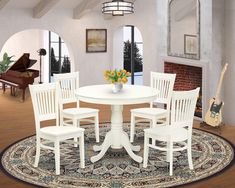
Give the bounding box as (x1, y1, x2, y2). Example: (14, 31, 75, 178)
(8, 53, 37, 72)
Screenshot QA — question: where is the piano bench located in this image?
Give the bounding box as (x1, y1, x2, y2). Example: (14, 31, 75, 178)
(0, 79, 22, 101)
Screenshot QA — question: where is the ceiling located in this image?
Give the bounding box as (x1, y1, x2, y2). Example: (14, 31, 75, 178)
(0, 0, 136, 19)
(0, 0, 107, 19)
(6, 0, 84, 9)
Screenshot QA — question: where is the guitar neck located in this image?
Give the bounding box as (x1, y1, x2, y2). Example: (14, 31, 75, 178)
(214, 63, 228, 104)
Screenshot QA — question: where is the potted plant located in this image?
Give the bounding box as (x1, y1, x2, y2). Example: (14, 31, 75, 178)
(0, 53, 14, 75)
(103, 69, 131, 93)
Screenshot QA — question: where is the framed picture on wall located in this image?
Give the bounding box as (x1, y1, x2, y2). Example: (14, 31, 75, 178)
(86, 29, 107, 53)
(184, 34, 197, 55)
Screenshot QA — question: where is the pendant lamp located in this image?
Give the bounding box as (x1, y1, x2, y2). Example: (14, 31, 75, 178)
(102, 0, 134, 16)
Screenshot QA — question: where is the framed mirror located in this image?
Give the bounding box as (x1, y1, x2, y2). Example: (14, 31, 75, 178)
(168, 0, 200, 60)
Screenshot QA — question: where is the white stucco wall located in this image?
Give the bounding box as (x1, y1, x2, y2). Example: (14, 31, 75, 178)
(224, 0, 235, 125)
(0, 30, 42, 62)
(212, 0, 224, 99)
(113, 27, 124, 70)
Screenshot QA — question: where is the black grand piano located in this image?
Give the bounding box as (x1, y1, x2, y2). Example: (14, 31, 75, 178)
(0, 53, 39, 101)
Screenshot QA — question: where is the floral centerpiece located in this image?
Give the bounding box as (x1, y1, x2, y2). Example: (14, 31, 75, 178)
(103, 69, 131, 93)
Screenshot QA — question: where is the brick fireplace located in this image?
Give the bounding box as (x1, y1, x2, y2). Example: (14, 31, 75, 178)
(164, 62, 202, 118)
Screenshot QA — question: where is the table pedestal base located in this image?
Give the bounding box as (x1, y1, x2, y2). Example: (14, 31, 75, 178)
(91, 105, 143, 163)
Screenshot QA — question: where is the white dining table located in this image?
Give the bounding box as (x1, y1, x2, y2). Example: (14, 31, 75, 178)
(75, 84, 158, 163)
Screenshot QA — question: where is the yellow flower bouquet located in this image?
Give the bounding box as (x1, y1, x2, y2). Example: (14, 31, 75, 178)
(103, 69, 131, 84)
(103, 69, 131, 93)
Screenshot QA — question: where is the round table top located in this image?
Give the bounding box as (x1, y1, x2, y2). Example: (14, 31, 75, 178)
(75, 84, 158, 105)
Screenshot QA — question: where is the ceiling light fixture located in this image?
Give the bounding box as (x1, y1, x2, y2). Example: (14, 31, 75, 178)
(102, 0, 134, 16)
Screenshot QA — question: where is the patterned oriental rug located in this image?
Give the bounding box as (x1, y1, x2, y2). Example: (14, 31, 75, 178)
(1, 122, 234, 188)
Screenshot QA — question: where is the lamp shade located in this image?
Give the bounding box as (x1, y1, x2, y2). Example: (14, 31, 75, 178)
(102, 0, 134, 16)
(37, 48, 46, 56)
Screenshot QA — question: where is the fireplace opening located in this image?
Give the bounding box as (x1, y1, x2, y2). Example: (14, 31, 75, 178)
(164, 62, 202, 118)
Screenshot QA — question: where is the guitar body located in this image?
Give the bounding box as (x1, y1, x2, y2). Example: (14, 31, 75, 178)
(205, 98, 223, 127)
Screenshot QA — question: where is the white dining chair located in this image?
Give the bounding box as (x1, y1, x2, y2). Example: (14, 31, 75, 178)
(54, 72, 100, 143)
(130, 72, 176, 143)
(29, 83, 85, 175)
(143, 87, 200, 176)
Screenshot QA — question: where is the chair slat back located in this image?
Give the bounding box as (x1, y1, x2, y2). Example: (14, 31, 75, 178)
(29, 83, 59, 131)
(150, 72, 176, 107)
(170, 87, 200, 127)
(54, 72, 79, 105)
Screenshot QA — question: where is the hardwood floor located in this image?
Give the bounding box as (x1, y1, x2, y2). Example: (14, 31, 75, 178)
(0, 88, 234, 188)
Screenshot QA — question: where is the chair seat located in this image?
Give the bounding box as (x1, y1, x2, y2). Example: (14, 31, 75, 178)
(63, 108, 99, 116)
(144, 126, 188, 142)
(131, 107, 167, 116)
(40, 126, 84, 138)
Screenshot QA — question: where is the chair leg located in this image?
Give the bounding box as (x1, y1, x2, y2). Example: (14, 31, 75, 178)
(166, 112, 170, 125)
(143, 134, 149, 168)
(166, 141, 170, 162)
(187, 142, 194, 170)
(73, 118, 78, 147)
(77, 119, 80, 127)
(169, 141, 173, 176)
(79, 133, 85, 168)
(151, 118, 157, 145)
(95, 114, 99, 143)
(60, 111, 63, 126)
(34, 136, 41, 167)
(54, 141, 60, 175)
(130, 113, 135, 143)
(151, 118, 157, 128)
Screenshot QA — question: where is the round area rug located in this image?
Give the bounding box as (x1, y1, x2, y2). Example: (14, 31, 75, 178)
(1, 122, 234, 188)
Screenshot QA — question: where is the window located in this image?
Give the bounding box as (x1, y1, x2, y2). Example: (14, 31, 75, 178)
(123, 26, 143, 85)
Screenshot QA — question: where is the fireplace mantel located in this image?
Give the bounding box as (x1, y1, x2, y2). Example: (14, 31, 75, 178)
(161, 56, 209, 68)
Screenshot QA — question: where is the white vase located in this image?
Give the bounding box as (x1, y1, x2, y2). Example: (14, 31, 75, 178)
(112, 83, 123, 93)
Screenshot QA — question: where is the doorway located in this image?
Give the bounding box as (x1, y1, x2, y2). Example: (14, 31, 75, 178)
(0, 29, 73, 84)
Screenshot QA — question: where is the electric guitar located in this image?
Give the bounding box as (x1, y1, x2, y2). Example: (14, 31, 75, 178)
(205, 63, 228, 127)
